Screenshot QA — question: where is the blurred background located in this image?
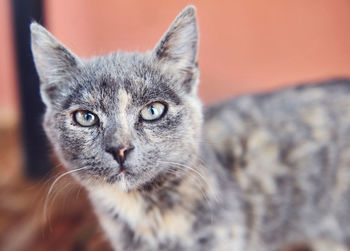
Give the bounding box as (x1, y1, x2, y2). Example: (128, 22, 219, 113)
(1, 0, 350, 250)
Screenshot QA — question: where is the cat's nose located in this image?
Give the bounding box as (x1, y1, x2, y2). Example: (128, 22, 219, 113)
(106, 144, 135, 165)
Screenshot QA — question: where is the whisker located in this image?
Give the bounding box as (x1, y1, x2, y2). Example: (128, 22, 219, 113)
(25, 163, 65, 194)
(163, 164, 215, 224)
(158, 160, 210, 188)
(49, 180, 72, 212)
(162, 160, 221, 205)
(75, 185, 83, 200)
(43, 166, 91, 224)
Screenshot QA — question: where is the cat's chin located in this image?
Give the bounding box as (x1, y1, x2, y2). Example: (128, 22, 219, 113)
(110, 172, 134, 192)
(103, 169, 143, 192)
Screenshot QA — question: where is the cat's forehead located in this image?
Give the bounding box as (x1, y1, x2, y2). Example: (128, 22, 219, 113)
(84, 52, 159, 86)
(63, 52, 181, 111)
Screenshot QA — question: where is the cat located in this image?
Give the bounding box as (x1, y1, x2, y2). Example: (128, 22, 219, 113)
(30, 5, 350, 251)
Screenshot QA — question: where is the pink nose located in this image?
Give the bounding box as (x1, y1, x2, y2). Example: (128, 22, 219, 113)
(105, 145, 135, 165)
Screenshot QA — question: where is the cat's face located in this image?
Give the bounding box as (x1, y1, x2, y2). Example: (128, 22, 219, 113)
(31, 7, 201, 191)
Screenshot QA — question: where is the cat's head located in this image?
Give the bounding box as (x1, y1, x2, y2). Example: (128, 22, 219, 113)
(30, 6, 202, 191)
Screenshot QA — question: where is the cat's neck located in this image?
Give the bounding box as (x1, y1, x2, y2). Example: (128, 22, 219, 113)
(90, 158, 218, 207)
(85, 158, 220, 244)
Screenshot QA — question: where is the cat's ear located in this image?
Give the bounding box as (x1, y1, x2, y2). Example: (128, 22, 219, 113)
(153, 6, 199, 92)
(30, 22, 81, 106)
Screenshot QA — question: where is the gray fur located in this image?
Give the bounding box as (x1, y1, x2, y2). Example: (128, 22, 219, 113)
(31, 5, 350, 251)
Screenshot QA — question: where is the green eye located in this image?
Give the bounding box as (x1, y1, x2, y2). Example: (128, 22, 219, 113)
(140, 102, 166, 121)
(73, 110, 99, 127)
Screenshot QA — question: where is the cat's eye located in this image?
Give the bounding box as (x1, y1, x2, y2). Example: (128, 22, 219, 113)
(73, 110, 99, 127)
(140, 102, 167, 121)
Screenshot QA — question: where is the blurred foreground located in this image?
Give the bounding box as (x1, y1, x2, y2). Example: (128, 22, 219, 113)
(0, 126, 112, 251)
(0, 125, 320, 251)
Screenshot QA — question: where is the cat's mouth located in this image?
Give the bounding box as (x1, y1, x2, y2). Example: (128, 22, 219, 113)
(105, 165, 134, 184)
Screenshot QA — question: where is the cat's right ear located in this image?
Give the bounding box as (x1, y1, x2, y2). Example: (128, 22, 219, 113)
(152, 6, 199, 93)
(30, 22, 81, 106)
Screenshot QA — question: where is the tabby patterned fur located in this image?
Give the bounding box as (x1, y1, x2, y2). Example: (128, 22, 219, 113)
(31, 5, 350, 251)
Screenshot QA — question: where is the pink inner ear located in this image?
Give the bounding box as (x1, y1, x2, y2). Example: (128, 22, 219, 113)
(31, 22, 81, 88)
(153, 6, 198, 69)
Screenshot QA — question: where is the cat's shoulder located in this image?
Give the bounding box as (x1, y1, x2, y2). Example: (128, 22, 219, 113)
(203, 78, 350, 170)
(204, 78, 350, 122)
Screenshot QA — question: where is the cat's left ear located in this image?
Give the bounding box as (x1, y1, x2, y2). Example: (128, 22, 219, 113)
(30, 22, 81, 107)
(153, 6, 199, 93)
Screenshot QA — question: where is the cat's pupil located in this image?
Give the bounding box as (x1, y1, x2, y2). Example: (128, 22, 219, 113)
(140, 102, 165, 121)
(85, 113, 93, 121)
(149, 106, 156, 116)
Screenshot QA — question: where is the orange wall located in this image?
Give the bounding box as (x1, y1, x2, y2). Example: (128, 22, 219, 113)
(0, 0, 18, 125)
(2, 0, 350, 121)
(45, 0, 350, 103)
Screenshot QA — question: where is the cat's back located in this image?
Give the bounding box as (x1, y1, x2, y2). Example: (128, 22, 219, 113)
(204, 78, 350, 169)
(204, 78, 350, 246)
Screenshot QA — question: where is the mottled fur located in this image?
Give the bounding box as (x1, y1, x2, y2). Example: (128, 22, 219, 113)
(31, 6, 350, 251)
